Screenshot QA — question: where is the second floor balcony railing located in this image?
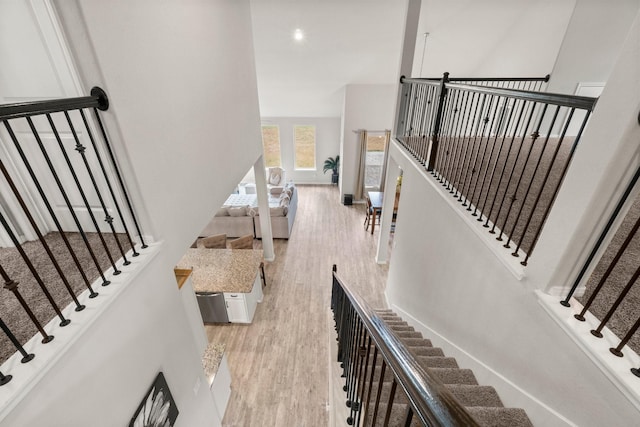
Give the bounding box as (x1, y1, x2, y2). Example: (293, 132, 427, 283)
(395, 74, 597, 264)
(0, 88, 147, 384)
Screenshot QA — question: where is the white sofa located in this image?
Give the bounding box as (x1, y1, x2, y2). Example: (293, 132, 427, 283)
(255, 185, 297, 239)
(199, 184, 297, 239)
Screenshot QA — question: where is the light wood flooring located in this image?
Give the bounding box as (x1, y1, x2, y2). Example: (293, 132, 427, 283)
(205, 185, 391, 426)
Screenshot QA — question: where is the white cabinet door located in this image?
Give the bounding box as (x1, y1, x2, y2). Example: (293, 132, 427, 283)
(224, 294, 249, 323)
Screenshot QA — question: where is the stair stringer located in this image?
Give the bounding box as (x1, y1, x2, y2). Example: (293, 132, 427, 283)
(389, 304, 576, 427)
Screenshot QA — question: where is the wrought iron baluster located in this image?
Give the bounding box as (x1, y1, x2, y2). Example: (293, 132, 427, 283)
(492, 102, 539, 237)
(590, 265, 640, 339)
(479, 98, 520, 226)
(92, 109, 147, 250)
(383, 378, 398, 426)
(42, 115, 120, 275)
(427, 72, 450, 172)
(448, 90, 473, 194)
(0, 210, 69, 327)
(0, 264, 54, 343)
(65, 111, 130, 265)
(0, 157, 98, 300)
(347, 324, 367, 425)
(574, 212, 640, 319)
(371, 361, 387, 424)
(405, 407, 414, 427)
(504, 105, 561, 254)
(469, 95, 501, 218)
(462, 94, 494, 212)
(0, 370, 12, 386)
(458, 93, 487, 207)
(343, 306, 357, 391)
(496, 103, 548, 244)
(363, 346, 379, 424)
(523, 110, 591, 265)
(0, 316, 34, 363)
(423, 86, 438, 164)
(415, 84, 427, 161)
(453, 92, 480, 201)
(3, 121, 110, 286)
(435, 87, 458, 183)
(356, 334, 373, 427)
(484, 99, 528, 230)
(609, 314, 640, 358)
(347, 317, 363, 416)
(513, 108, 573, 262)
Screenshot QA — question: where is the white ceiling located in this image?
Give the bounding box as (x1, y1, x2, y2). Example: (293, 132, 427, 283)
(249, 0, 603, 119)
(249, 0, 407, 118)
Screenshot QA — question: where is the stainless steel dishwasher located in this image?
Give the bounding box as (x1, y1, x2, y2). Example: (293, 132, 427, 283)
(196, 292, 229, 323)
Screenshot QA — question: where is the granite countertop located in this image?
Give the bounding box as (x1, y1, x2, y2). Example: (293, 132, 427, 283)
(202, 342, 226, 385)
(175, 248, 263, 293)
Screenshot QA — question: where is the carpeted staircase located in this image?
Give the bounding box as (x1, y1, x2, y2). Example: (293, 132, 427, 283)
(361, 309, 533, 427)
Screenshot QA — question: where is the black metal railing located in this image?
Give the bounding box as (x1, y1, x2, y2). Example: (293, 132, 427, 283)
(0, 87, 147, 384)
(395, 73, 597, 264)
(560, 164, 640, 376)
(331, 265, 479, 427)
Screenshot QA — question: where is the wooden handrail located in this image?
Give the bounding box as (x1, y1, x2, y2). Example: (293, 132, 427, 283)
(332, 267, 480, 427)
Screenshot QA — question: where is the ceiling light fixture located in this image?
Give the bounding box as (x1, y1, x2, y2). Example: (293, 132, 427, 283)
(293, 28, 304, 42)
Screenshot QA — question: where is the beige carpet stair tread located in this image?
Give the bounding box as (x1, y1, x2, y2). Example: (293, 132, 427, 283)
(416, 355, 459, 369)
(393, 330, 423, 339)
(386, 322, 411, 328)
(388, 325, 414, 332)
(378, 314, 403, 320)
(429, 367, 479, 385)
(408, 346, 445, 357)
(446, 384, 504, 407)
(402, 338, 433, 347)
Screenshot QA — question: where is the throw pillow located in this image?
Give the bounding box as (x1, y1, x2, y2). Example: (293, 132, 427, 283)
(269, 172, 281, 185)
(214, 207, 229, 217)
(228, 206, 246, 217)
(269, 206, 285, 217)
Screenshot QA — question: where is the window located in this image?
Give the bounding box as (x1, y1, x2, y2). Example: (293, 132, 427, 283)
(294, 125, 316, 169)
(261, 125, 281, 168)
(365, 134, 386, 189)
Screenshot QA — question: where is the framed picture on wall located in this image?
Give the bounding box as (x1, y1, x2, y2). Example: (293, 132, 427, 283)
(129, 372, 179, 427)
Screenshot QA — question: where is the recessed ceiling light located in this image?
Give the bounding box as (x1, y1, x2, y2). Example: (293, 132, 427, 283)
(293, 28, 304, 42)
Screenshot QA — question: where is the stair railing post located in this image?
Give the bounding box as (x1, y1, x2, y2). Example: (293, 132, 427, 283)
(427, 72, 450, 171)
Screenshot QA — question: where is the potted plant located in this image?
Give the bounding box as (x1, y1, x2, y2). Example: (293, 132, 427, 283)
(323, 155, 340, 184)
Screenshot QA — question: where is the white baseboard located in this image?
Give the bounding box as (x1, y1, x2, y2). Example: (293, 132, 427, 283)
(388, 302, 577, 427)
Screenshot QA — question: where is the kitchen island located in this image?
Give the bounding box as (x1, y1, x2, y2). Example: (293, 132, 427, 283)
(176, 248, 264, 323)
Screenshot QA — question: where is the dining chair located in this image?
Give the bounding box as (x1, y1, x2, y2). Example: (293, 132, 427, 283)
(364, 196, 379, 231)
(228, 234, 254, 249)
(364, 196, 372, 230)
(197, 233, 227, 249)
(228, 234, 267, 287)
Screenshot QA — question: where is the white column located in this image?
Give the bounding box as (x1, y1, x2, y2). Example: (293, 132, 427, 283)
(375, 156, 400, 264)
(253, 156, 275, 261)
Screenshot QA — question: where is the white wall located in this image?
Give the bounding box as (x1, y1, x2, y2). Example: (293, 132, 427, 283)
(546, 0, 640, 95)
(260, 117, 341, 184)
(412, 0, 576, 78)
(0, 1, 263, 426)
(386, 140, 640, 426)
(386, 6, 640, 426)
(340, 84, 397, 201)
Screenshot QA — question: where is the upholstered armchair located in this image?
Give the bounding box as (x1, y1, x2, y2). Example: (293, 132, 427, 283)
(266, 167, 285, 194)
